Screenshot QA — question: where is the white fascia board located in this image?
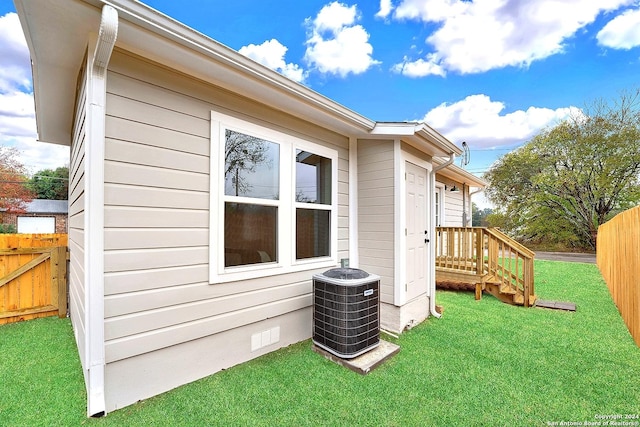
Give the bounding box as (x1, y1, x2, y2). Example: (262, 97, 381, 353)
(371, 122, 420, 136)
(414, 123, 462, 156)
(372, 122, 463, 157)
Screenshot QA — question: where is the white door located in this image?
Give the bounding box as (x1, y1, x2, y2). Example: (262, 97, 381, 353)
(405, 162, 429, 301)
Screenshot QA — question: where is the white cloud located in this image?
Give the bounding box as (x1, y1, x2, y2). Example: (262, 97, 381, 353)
(389, 0, 634, 77)
(376, 0, 394, 19)
(423, 94, 580, 148)
(0, 90, 36, 138)
(0, 12, 36, 142)
(239, 39, 306, 83)
(597, 7, 640, 49)
(0, 12, 69, 172)
(304, 2, 381, 77)
(391, 54, 446, 77)
(0, 12, 31, 92)
(1, 136, 70, 174)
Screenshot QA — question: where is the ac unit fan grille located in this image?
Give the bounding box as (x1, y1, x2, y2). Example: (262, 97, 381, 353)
(313, 275, 380, 359)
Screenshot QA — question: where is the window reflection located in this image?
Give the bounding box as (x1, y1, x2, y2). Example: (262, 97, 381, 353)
(295, 150, 331, 204)
(225, 130, 279, 199)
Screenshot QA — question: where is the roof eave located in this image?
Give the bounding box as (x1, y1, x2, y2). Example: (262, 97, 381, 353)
(15, 0, 377, 146)
(372, 122, 463, 157)
(434, 160, 487, 188)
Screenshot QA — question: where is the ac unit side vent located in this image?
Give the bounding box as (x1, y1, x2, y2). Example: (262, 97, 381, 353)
(313, 268, 381, 359)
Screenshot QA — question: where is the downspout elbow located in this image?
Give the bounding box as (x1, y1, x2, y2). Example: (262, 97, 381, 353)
(470, 188, 484, 197)
(432, 152, 456, 174)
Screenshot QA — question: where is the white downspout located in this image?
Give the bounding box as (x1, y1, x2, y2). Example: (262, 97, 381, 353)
(85, 5, 117, 417)
(462, 183, 467, 226)
(429, 153, 456, 318)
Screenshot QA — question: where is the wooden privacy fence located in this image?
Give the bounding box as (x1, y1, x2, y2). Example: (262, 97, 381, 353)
(597, 206, 640, 347)
(0, 234, 68, 325)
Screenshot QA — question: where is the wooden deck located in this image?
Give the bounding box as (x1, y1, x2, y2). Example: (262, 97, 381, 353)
(435, 227, 536, 307)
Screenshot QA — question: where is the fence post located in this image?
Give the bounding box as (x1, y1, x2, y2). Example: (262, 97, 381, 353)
(57, 246, 68, 317)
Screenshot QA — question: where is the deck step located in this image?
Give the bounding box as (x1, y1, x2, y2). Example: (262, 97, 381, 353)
(513, 294, 525, 305)
(499, 284, 517, 295)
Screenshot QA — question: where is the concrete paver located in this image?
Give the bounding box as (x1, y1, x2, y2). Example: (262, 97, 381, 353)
(534, 251, 596, 264)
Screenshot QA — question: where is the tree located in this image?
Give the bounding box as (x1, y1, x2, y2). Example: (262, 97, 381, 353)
(485, 90, 640, 250)
(0, 146, 33, 213)
(224, 130, 270, 196)
(28, 167, 69, 200)
(471, 202, 493, 226)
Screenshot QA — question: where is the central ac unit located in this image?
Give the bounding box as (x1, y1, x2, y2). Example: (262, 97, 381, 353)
(313, 268, 380, 359)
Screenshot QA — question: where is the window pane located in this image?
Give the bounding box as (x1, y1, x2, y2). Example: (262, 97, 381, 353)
(295, 150, 331, 204)
(225, 203, 277, 267)
(225, 130, 279, 199)
(296, 209, 330, 259)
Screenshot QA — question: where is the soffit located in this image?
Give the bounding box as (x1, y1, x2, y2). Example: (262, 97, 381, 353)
(15, 0, 101, 145)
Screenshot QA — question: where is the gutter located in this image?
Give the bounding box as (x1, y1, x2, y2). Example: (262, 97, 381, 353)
(429, 153, 456, 319)
(85, 4, 118, 417)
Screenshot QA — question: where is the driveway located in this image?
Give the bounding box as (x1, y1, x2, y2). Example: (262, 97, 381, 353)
(534, 251, 596, 264)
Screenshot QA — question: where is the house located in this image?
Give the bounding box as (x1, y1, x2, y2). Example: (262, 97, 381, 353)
(1, 199, 69, 233)
(434, 162, 487, 227)
(15, 0, 482, 416)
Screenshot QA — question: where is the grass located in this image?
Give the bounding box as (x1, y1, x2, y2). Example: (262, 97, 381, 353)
(1, 260, 639, 426)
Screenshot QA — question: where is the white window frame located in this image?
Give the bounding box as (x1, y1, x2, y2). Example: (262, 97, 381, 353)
(210, 110, 338, 284)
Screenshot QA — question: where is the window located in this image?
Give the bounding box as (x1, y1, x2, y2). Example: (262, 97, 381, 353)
(295, 150, 332, 260)
(223, 130, 280, 267)
(210, 111, 338, 283)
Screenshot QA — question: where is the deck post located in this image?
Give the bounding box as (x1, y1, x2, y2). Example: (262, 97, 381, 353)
(475, 228, 484, 276)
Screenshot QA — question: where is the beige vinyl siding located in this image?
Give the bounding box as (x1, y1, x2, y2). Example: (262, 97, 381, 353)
(444, 190, 464, 227)
(102, 47, 348, 388)
(435, 174, 465, 227)
(69, 59, 88, 369)
(357, 139, 395, 304)
(104, 308, 311, 411)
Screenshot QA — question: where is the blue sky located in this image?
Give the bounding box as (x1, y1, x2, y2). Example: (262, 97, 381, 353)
(1, 0, 640, 205)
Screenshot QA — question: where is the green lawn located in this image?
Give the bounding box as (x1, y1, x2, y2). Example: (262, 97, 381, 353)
(1, 261, 639, 426)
